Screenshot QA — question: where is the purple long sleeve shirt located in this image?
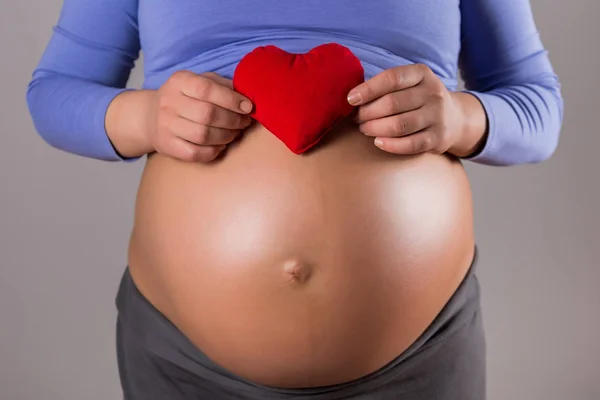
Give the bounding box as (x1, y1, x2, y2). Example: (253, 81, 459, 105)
(26, 0, 564, 166)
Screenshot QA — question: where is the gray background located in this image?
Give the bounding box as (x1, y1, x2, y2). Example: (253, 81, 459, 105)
(1, 0, 598, 399)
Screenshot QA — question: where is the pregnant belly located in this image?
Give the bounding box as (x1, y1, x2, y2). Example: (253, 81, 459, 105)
(127, 117, 476, 388)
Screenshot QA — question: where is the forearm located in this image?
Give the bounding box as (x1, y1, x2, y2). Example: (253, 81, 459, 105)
(27, 74, 142, 161)
(459, 82, 563, 166)
(26, 0, 142, 162)
(457, 0, 564, 166)
(105, 89, 157, 159)
(447, 91, 488, 159)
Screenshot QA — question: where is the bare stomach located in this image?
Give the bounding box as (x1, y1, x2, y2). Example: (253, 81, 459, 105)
(127, 117, 476, 388)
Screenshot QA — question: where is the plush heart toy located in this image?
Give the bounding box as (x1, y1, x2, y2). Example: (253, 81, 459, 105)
(233, 43, 365, 154)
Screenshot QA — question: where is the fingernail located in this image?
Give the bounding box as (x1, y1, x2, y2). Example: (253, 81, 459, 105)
(347, 91, 362, 105)
(374, 138, 384, 148)
(240, 100, 253, 113)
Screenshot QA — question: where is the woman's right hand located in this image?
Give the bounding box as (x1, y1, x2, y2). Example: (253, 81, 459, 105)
(148, 70, 254, 162)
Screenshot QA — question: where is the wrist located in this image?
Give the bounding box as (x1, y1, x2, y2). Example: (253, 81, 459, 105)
(447, 91, 488, 158)
(106, 89, 157, 159)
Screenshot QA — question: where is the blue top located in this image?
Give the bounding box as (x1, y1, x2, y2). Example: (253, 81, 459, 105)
(26, 0, 564, 166)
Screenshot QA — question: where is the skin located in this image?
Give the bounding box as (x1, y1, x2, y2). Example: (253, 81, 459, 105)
(111, 66, 478, 387)
(348, 63, 488, 158)
(106, 71, 253, 161)
(106, 64, 488, 162)
(127, 118, 475, 387)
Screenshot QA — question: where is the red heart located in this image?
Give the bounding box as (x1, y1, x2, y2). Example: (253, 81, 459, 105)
(233, 43, 365, 154)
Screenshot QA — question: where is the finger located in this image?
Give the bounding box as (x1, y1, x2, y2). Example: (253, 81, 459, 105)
(374, 130, 438, 155)
(359, 109, 430, 138)
(171, 116, 240, 146)
(163, 136, 226, 163)
(348, 64, 430, 106)
(202, 72, 234, 90)
(175, 94, 252, 130)
(355, 86, 428, 123)
(177, 71, 253, 114)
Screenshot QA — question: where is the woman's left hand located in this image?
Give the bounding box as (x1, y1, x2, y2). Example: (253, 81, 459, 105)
(347, 63, 467, 156)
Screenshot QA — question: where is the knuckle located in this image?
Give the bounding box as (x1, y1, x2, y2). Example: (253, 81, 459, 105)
(171, 70, 185, 82)
(394, 118, 409, 134)
(386, 95, 399, 112)
(198, 104, 216, 123)
(386, 69, 403, 88)
(194, 125, 210, 144)
(411, 138, 421, 154)
(413, 135, 432, 153)
(193, 78, 212, 99)
(432, 87, 446, 100)
(416, 112, 428, 129)
(416, 63, 430, 75)
(422, 134, 434, 149)
(171, 70, 192, 85)
(187, 75, 211, 99)
(201, 71, 218, 79)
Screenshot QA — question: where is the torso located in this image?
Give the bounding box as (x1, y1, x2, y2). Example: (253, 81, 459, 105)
(132, 3, 471, 387)
(127, 118, 475, 388)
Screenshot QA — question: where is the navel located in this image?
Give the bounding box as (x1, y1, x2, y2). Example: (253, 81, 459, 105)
(282, 259, 312, 285)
